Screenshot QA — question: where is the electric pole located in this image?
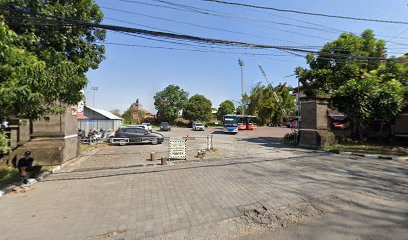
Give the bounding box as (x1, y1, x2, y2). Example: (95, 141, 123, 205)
(238, 58, 245, 115)
(91, 86, 98, 108)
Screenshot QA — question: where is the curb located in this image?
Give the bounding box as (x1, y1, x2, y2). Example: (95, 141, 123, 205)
(0, 148, 99, 198)
(326, 149, 405, 161)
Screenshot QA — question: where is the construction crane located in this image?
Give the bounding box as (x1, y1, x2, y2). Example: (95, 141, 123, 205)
(252, 56, 297, 136)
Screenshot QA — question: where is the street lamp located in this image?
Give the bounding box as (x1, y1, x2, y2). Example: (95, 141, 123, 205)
(238, 58, 245, 115)
(91, 86, 98, 108)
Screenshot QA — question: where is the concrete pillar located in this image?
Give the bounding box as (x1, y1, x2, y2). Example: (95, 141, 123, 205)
(150, 152, 156, 161)
(16, 107, 79, 165)
(299, 96, 335, 149)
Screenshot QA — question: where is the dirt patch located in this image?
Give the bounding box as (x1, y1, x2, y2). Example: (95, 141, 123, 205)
(152, 195, 351, 240)
(242, 195, 350, 230)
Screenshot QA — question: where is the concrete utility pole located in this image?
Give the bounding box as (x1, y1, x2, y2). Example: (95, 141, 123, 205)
(238, 58, 245, 115)
(91, 86, 98, 108)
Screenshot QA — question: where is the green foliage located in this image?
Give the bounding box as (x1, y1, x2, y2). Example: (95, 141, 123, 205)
(217, 100, 235, 120)
(183, 94, 212, 122)
(153, 85, 188, 123)
(0, 1, 105, 153)
(282, 132, 299, 146)
(122, 108, 133, 124)
(0, 131, 10, 154)
(296, 29, 407, 138)
(331, 71, 405, 137)
(331, 77, 378, 134)
(247, 83, 295, 125)
(372, 79, 404, 124)
(295, 30, 386, 97)
(0, 165, 20, 188)
(0, 0, 105, 121)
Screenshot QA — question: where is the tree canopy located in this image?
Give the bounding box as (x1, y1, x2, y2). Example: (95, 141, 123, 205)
(247, 83, 294, 125)
(217, 100, 235, 120)
(0, 0, 105, 121)
(153, 85, 188, 123)
(295, 30, 385, 97)
(183, 94, 212, 122)
(295, 29, 407, 137)
(0, 1, 105, 152)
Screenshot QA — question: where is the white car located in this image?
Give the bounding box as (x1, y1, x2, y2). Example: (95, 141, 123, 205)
(142, 123, 152, 132)
(193, 123, 205, 131)
(127, 125, 149, 131)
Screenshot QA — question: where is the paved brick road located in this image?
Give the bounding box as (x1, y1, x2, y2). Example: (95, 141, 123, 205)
(0, 128, 406, 240)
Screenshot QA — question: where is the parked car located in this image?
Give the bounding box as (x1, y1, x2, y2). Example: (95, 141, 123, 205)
(193, 123, 205, 131)
(127, 124, 149, 131)
(329, 115, 350, 130)
(142, 123, 152, 132)
(114, 126, 164, 145)
(160, 122, 171, 131)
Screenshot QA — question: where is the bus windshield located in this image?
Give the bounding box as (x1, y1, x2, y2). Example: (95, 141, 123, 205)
(247, 117, 256, 124)
(224, 117, 237, 125)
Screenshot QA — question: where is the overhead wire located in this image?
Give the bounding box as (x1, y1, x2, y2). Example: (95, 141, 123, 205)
(202, 0, 408, 25)
(100, 5, 333, 43)
(130, 0, 408, 46)
(2, 5, 406, 62)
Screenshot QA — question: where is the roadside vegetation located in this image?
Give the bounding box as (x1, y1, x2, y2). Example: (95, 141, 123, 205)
(296, 30, 407, 140)
(0, 1, 106, 154)
(325, 144, 408, 156)
(0, 166, 20, 189)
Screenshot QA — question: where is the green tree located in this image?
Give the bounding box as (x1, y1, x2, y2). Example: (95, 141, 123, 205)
(331, 76, 378, 139)
(183, 94, 212, 122)
(372, 79, 404, 134)
(295, 30, 385, 97)
(296, 29, 407, 138)
(0, 1, 105, 152)
(217, 100, 235, 120)
(122, 108, 133, 124)
(247, 83, 295, 125)
(154, 85, 188, 123)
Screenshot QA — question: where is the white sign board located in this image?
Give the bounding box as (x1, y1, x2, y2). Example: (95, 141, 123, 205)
(169, 138, 186, 160)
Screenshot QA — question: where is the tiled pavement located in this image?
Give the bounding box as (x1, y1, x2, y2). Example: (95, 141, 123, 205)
(0, 143, 407, 240)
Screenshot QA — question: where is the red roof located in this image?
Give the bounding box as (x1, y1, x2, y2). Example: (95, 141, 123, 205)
(140, 109, 153, 115)
(76, 112, 88, 119)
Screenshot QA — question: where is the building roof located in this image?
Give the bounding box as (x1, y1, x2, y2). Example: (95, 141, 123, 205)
(86, 106, 122, 120)
(140, 109, 153, 116)
(76, 112, 88, 120)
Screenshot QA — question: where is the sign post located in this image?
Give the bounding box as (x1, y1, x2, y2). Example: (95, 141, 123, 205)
(169, 137, 187, 160)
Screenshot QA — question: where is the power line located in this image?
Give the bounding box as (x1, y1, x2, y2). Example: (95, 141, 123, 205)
(2, 5, 406, 62)
(202, 0, 408, 25)
(101, 5, 333, 43)
(99, 41, 299, 60)
(119, 0, 340, 34)
(119, 0, 408, 45)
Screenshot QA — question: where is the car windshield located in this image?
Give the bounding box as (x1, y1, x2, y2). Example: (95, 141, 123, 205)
(161, 122, 169, 126)
(196, 124, 203, 126)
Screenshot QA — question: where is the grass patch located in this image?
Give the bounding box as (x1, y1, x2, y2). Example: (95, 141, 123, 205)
(0, 166, 20, 189)
(325, 144, 408, 156)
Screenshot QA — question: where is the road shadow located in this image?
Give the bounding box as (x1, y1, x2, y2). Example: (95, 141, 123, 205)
(238, 136, 299, 150)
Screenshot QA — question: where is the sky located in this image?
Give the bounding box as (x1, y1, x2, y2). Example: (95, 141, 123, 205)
(85, 0, 408, 114)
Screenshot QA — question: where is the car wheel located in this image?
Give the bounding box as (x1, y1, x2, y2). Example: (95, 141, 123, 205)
(151, 138, 158, 145)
